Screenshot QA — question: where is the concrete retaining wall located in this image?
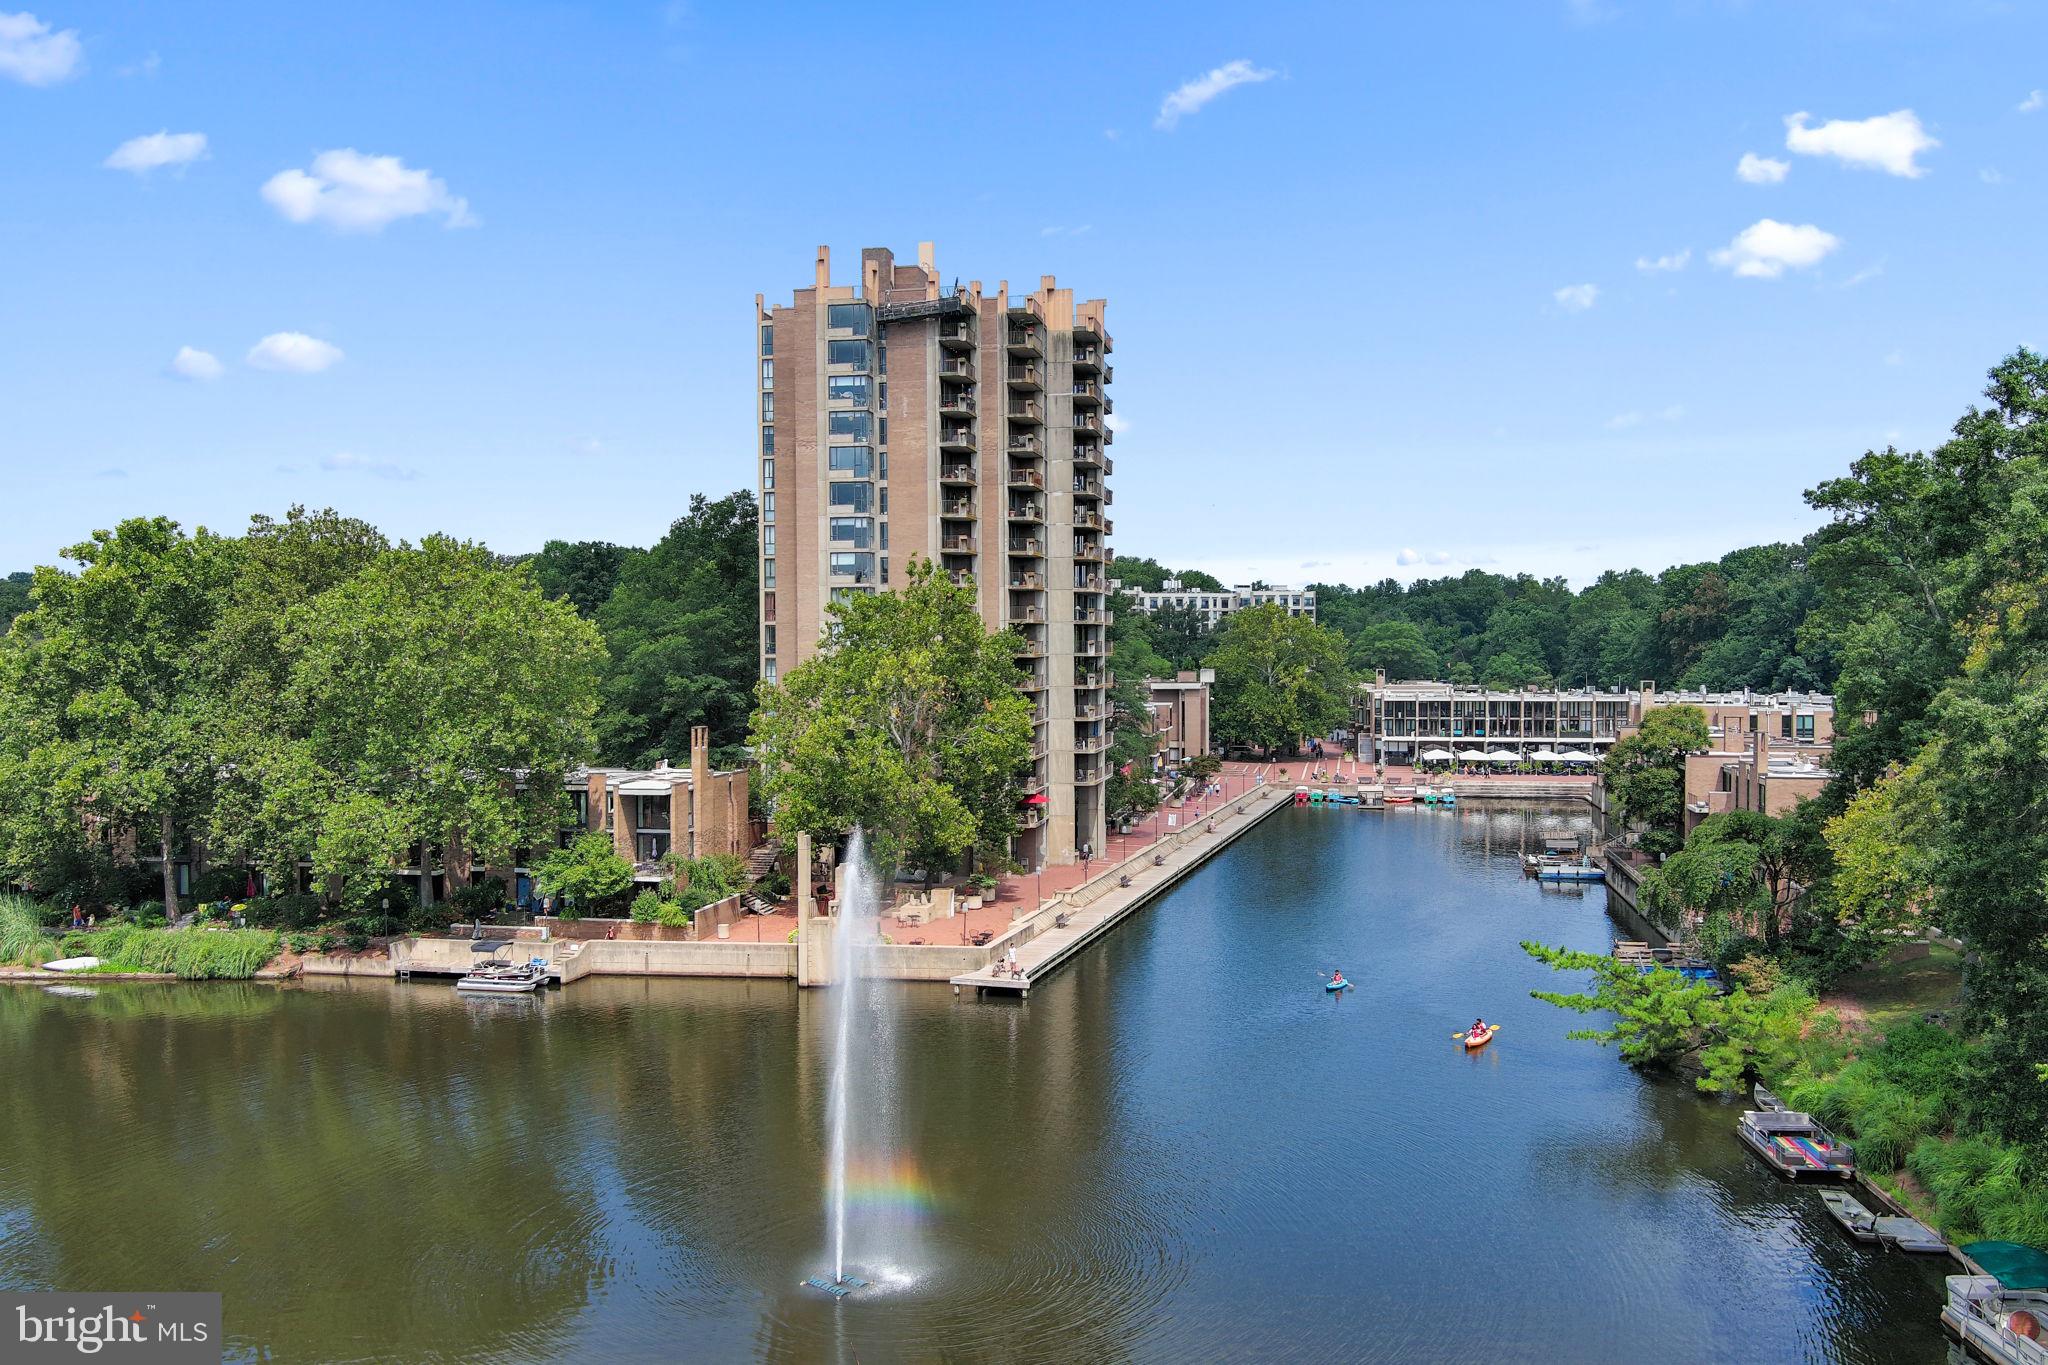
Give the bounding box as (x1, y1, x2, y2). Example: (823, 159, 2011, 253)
(579, 938, 795, 978)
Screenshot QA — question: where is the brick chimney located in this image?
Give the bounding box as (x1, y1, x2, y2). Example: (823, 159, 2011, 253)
(690, 725, 710, 857)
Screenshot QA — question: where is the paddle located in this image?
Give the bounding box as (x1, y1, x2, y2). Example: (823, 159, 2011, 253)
(1452, 1024, 1503, 1040)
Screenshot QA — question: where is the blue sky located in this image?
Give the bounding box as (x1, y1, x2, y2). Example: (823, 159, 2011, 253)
(2, 1, 2043, 587)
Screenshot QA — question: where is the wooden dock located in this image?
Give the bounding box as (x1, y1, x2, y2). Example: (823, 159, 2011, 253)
(954, 785, 1291, 997)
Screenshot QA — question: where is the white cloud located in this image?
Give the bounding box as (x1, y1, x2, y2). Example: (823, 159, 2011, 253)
(0, 10, 81, 85)
(2020, 90, 2044, 114)
(1980, 167, 2005, 185)
(1154, 59, 1275, 130)
(116, 51, 158, 78)
(1103, 413, 1127, 434)
(247, 332, 344, 373)
(104, 130, 208, 175)
(168, 346, 222, 381)
(1395, 548, 1421, 566)
(1553, 283, 1599, 311)
(1784, 109, 1938, 178)
(321, 451, 415, 481)
(1709, 219, 1840, 279)
(1839, 261, 1885, 289)
(1635, 248, 1690, 273)
(1736, 152, 1789, 184)
(1425, 551, 1453, 566)
(1606, 411, 1643, 430)
(261, 149, 476, 232)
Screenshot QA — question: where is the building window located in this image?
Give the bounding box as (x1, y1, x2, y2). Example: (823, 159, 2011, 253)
(827, 302, 873, 332)
(827, 374, 871, 405)
(879, 416, 888, 445)
(880, 556, 889, 585)
(764, 659, 778, 683)
(829, 482, 872, 513)
(763, 558, 775, 588)
(764, 625, 776, 656)
(760, 358, 773, 389)
(879, 488, 887, 515)
(879, 380, 888, 411)
(761, 392, 774, 421)
(763, 526, 775, 554)
(879, 451, 888, 481)
(880, 521, 889, 550)
(761, 324, 773, 356)
(1796, 714, 1814, 741)
(827, 338, 871, 369)
(761, 457, 774, 490)
(829, 410, 873, 442)
(761, 426, 774, 456)
(828, 445, 873, 476)
(762, 492, 775, 524)
(829, 552, 876, 581)
(830, 516, 873, 547)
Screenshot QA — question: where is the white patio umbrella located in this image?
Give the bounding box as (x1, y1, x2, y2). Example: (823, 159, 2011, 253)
(1557, 750, 1594, 763)
(1487, 750, 1520, 765)
(1456, 748, 1489, 762)
(1528, 748, 1561, 762)
(1419, 748, 1455, 763)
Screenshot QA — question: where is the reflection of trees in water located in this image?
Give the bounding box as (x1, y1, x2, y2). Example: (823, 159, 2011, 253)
(0, 983, 603, 1361)
(1524, 1075, 1947, 1365)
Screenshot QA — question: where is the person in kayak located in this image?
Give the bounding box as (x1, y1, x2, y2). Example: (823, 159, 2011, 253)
(1469, 1017, 1488, 1038)
(1331, 969, 1346, 987)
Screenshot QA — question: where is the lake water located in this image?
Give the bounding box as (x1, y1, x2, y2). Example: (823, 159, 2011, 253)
(0, 804, 1950, 1362)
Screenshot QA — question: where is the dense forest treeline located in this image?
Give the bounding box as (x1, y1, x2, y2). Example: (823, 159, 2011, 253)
(1110, 543, 1833, 695)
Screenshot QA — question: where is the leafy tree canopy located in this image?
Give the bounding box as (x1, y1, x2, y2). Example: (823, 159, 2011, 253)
(1208, 604, 1352, 754)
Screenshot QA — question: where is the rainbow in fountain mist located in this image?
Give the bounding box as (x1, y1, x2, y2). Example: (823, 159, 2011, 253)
(841, 1156, 939, 1221)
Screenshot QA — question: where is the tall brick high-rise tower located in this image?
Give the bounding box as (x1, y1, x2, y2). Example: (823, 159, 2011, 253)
(755, 243, 1114, 868)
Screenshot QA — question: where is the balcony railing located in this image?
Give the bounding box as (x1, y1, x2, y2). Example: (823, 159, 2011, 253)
(1008, 433, 1041, 455)
(1008, 537, 1044, 556)
(1006, 328, 1042, 356)
(941, 535, 976, 553)
(1006, 364, 1043, 389)
(940, 464, 975, 483)
(1009, 572, 1043, 589)
(1007, 469, 1044, 490)
(941, 426, 976, 451)
(939, 356, 973, 378)
(939, 391, 976, 415)
(1008, 401, 1043, 425)
(1008, 502, 1044, 523)
(943, 500, 976, 519)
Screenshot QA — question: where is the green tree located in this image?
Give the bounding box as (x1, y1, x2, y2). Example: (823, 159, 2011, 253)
(529, 539, 639, 618)
(1522, 940, 1723, 1071)
(1824, 759, 1937, 938)
(282, 536, 605, 902)
(533, 831, 634, 916)
(1208, 604, 1352, 755)
(594, 492, 758, 767)
(0, 518, 239, 912)
(748, 558, 1035, 875)
(1147, 602, 1214, 670)
(1600, 704, 1709, 856)
(0, 572, 30, 632)
(1641, 809, 1815, 952)
(1346, 619, 1439, 680)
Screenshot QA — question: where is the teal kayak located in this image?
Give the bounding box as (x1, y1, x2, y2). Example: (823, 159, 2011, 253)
(1325, 979, 1352, 992)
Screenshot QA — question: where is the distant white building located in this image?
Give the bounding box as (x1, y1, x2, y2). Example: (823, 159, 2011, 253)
(1122, 579, 1317, 629)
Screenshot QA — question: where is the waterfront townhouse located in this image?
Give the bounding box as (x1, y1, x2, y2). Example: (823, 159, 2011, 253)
(1124, 580, 1317, 630)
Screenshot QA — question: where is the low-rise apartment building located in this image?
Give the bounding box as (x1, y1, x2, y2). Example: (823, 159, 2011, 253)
(1145, 670, 1212, 773)
(1124, 580, 1316, 629)
(1354, 674, 1837, 767)
(1682, 728, 1831, 836)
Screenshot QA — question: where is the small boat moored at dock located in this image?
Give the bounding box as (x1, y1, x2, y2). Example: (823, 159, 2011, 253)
(456, 942, 550, 994)
(1943, 1272, 2048, 1364)
(1534, 857, 1605, 882)
(1875, 1215, 1947, 1254)
(1737, 1109, 1854, 1179)
(1820, 1188, 1880, 1242)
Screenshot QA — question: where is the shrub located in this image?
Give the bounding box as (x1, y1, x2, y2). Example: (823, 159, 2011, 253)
(285, 932, 314, 954)
(656, 900, 692, 929)
(72, 926, 281, 979)
(1, 895, 53, 966)
(447, 882, 509, 921)
(132, 900, 165, 927)
(630, 890, 664, 924)
(245, 893, 326, 930)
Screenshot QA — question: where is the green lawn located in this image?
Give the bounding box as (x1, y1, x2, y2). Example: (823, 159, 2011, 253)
(1829, 942, 1965, 1037)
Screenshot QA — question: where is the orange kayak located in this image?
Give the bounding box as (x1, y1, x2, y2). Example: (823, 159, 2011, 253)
(1463, 1025, 1499, 1050)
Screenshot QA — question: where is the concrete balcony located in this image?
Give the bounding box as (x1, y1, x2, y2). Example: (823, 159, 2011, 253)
(1008, 571, 1043, 590)
(1006, 327, 1043, 358)
(1073, 347, 1102, 373)
(1008, 502, 1045, 525)
(1008, 400, 1043, 426)
(941, 534, 977, 554)
(1008, 433, 1041, 456)
(940, 463, 976, 485)
(940, 426, 977, 453)
(1072, 381, 1103, 407)
(1008, 537, 1045, 557)
(1075, 735, 1111, 755)
(939, 320, 975, 350)
(1007, 468, 1045, 490)
(1006, 363, 1043, 390)
(947, 570, 974, 587)
(1074, 508, 1104, 531)
(1018, 673, 1047, 693)
(939, 389, 976, 417)
(939, 355, 974, 379)
(942, 499, 977, 520)
(1074, 542, 1106, 563)
(1011, 606, 1046, 625)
